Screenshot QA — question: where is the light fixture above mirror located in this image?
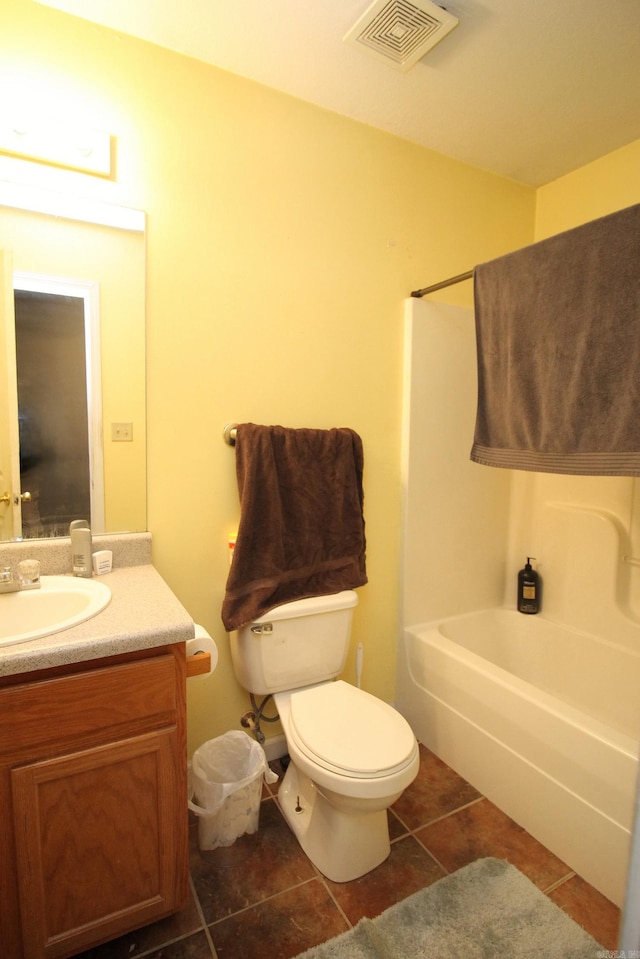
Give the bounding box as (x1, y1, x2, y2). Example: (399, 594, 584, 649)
(0, 116, 112, 177)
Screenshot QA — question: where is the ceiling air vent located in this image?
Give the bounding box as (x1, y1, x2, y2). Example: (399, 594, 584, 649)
(344, 0, 459, 72)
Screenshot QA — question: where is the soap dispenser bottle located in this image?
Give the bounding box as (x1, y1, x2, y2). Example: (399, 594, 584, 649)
(517, 557, 540, 614)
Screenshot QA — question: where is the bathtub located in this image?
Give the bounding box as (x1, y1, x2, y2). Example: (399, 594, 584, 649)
(396, 607, 640, 906)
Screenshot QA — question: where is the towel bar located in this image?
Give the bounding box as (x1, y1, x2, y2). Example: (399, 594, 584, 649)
(411, 269, 474, 298)
(223, 423, 238, 446)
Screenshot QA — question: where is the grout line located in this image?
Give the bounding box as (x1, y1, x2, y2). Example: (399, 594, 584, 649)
(411, 831, 452, 875)
(316, 871, 356, 930)
(126, 929, 214, 959)
(188, 872, 220, 957)
(542, 871, 577, 896)
(391, 794, 485, 835)
(205, 876, 321, 929)
(117, 876, 218, 959)
(421, 795, 485, 829)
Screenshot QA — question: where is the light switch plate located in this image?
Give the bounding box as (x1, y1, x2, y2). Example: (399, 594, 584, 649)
(111, 422, 133, 442)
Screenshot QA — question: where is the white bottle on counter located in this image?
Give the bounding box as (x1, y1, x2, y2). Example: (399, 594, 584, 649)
(70, 521, 93, 578)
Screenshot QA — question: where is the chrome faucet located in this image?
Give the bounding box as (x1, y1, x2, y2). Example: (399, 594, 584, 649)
(0, 562, 41, 593)
(0, 567, 20, 593)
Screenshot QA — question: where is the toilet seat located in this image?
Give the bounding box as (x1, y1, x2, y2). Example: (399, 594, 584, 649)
(287, 681, 416, 779)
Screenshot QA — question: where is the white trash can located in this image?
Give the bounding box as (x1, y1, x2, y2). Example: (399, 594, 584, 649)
(188, 730, 278, 850)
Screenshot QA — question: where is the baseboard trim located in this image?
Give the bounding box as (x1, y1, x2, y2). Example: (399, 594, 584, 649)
(263, 734, 288, 762)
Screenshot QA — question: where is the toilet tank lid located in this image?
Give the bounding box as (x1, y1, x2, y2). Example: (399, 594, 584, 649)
(251, 590, 358, 624)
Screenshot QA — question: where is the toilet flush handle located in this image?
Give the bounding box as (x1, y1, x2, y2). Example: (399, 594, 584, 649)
(251, 623, 273, 635)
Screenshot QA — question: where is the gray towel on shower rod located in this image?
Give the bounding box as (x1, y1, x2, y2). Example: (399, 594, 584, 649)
(221, 423, 367, 632)
(471, 202, 640, 475)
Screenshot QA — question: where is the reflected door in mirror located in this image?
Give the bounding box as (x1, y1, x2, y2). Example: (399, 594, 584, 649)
(15, 289, 92, 537)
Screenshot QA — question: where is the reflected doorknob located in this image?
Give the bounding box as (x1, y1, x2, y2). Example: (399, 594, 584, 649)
(0, 490, 31, 505)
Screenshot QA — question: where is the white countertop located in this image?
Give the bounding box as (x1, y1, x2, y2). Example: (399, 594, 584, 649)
(0, 564, 195, 677)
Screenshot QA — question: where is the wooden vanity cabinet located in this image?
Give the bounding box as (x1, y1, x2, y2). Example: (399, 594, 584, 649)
(0, 643, 188, 959)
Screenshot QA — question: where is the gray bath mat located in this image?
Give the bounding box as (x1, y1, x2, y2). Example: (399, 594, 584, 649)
(296, 858, 603, 958)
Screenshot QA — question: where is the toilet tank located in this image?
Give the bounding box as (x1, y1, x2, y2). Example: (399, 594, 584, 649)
(230, 590, 358, 695)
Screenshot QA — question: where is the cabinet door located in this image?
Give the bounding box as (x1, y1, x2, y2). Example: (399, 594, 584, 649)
(12, 728, 183, 959)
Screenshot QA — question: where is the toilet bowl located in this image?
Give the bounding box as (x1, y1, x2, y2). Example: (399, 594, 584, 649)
(229, 590, 419, 882)
(274, 681, 419, 882)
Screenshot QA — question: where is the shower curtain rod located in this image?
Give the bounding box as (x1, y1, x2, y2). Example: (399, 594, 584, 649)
(410, 269, 474, 298)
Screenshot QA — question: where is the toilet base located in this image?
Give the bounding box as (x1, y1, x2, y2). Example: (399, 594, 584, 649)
(278, 761, 391, 883)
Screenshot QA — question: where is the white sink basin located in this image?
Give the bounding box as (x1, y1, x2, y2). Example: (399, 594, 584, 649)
(0, 575, 111, 648)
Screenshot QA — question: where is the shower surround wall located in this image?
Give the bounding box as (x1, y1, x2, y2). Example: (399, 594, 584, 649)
(398, 297, 640, 905)
(400, 299, 510, 624)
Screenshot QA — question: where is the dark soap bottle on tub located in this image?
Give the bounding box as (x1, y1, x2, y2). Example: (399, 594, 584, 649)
(517, 557, 540, 614)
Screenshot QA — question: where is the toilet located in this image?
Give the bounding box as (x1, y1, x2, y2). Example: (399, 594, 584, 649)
(229, 590, 419, 882)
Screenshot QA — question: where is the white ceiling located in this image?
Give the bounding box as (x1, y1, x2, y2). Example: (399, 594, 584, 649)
(37, 0, 640, 187)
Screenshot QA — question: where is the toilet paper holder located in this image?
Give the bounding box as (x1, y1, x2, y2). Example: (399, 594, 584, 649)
(185, 625, 218, 678)
(187, 650, 212, 678)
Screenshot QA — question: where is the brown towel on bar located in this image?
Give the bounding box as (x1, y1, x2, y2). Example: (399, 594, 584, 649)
(221, 424, 367, 631)
(471, 202, 640, 475)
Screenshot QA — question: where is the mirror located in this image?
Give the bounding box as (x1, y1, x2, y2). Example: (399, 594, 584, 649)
(0, 191, 146, 542)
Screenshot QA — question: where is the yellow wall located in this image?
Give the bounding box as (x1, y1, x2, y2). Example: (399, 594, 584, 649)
(536, 139, 640, 238)
(2, 0, 538, 754)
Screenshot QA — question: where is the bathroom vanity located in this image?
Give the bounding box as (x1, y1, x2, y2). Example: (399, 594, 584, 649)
(0, 537, 194, 959)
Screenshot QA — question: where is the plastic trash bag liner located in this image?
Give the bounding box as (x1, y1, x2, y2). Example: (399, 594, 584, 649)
(188, 730, 278, 849)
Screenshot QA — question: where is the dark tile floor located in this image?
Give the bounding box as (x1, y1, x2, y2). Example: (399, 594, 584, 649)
(75, 744, 621, 958)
